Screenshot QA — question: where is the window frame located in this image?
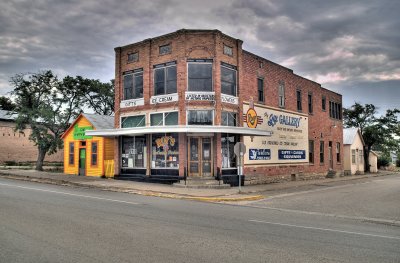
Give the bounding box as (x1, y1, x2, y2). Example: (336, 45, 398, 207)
(308, 92, 313, 114)
(120, 114, 146, 128)
(221, 62, 237, 97)
(221, 111, 237, 127)
(151, 133, 179, 169)
(336, 142, 341, 163)
(309, 140, 314, 164)
(221, 133, 239, 169)
(153, 62, 177, 96)
(91, 141, 99, 167)
(296, 89, 302, 112)
(223, 44, 233, 56)
(320, 141, 325, 164)
(159, 43, 171, 55)
(150, 111, 179, 126)
(322, 96, 326, 111)
(352, 149, 356, 164)
(187, 110, 214, 126)
(121, 136, 147, 169)
(258, 78, 264, 103)
(69, 142, 75, 166)
(127, 52, 139, 63)
(278, 81, 285, 108)
(187, 60, 214, 92)
(123, 69, 143, 100)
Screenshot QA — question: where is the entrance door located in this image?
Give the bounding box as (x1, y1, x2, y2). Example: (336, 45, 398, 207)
(79, 148, 86, 176)
(188, 137, 213, 177)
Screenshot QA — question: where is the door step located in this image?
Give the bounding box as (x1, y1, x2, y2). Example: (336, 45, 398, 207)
(173, 178, 231, 189)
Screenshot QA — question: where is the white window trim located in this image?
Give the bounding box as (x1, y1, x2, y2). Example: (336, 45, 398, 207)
(150, 111, 179, 126)
(153, 63, 177, 96)
(186, 109, 215, 125)
(187, 61, 214, 92)
(123, 71, 143, 101)
(120, 114, 146, 128)
(221, 64, 237, 97)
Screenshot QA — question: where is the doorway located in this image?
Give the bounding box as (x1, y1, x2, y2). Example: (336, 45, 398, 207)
(188, 137, 213, 177)
(79, 148, 86, 176)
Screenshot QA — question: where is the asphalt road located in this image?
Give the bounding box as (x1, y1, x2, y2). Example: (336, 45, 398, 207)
(0, 176, 399, 263)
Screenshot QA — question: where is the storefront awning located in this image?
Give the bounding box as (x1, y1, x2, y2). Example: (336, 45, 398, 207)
(86, 125, 272, 137)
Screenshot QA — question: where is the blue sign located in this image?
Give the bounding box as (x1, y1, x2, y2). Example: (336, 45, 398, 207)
(278, 150, 306, 160)
(249, 149, 271, 160)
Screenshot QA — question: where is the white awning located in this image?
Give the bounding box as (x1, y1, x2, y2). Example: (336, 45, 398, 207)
(86, 125, 272, 137)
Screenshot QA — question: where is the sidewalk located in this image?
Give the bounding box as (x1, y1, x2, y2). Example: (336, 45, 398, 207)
(0, 169, 397, 202)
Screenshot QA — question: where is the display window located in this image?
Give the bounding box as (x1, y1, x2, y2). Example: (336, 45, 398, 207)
(151, 133, 179, 168)
(221, 134, 238, 168)
(121, 136, 146, 168)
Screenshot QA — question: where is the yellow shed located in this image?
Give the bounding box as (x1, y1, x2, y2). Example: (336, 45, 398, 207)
(62, 113, 114, 177)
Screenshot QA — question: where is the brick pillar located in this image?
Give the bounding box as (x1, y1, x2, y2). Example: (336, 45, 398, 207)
(179, 133, 187, 177)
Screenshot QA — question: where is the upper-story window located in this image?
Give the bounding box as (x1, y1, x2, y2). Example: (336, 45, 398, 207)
(121, 115, 145, 128)
(223, 44, 233, 56)
(187, 110, 213, 125)
(221, 111, 237, 126)
(322, 96, 326, 111)
(278, 81, 285, 108)
(150, 111, 178, 126)
(154, 62, 177, 96)
(159, 44, 171, 55)
(123, 69, 143, 100)
(329, 101, 342, 120)
(188, 59, 213, 92)
(127, 52, 139, 63)
(308, 93, 313, 114)
(296, 89, 302, 111)
(221, 62, 237, 96)
(258, 78, 264, 102)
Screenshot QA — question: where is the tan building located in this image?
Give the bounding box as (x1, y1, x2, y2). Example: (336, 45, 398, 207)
(343, 128, 365, 175)
(0, 110, 63, 164)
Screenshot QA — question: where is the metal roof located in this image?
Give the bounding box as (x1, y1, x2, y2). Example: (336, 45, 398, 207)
(86, 125, 272, 137)
(82, 113, 114, 130)
(0, 110, 17, 121)
(343, 128, 362, 145)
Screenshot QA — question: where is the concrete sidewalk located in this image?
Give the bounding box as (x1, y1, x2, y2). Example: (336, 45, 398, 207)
(0, 169, 396, 202)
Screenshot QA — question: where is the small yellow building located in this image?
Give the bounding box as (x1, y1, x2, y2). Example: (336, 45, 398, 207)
(62, 113, 114, 177)
(343, 128, 365, 175)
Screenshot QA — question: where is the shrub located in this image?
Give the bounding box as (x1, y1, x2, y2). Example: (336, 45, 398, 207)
(377, 156, 390, 168)
(396, 159, 400, 167)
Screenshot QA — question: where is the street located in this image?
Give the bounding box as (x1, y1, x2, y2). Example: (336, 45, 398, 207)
(0, 175, 399, 263)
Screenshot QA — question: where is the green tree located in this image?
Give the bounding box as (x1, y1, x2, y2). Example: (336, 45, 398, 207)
(0, 96, 16, 111)
(344, 103, 400, 171)
(10, 70, 83, 171)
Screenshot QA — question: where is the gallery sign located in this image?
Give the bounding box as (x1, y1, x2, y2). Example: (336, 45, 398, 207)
(150, 93, 178, 104)
(243, 102, 308, 164)
(185, 91, 215, 101)
(73, 125, 93, 140)
(120, 98, 145, 108)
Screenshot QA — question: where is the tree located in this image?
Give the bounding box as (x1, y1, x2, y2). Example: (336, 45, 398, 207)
(10, 70, 83, 171)
(344, 103, 400, 171)
(0, 96, 16, 111)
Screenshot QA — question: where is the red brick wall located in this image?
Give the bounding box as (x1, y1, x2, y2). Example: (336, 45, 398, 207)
(0, 121, 63, 164)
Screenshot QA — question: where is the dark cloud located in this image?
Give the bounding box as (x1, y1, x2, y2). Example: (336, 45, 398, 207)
(1, 0, 399, 112)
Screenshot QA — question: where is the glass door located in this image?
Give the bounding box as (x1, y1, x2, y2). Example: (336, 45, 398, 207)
(188, 137, 213, 177)
(202, 138, 212, 177)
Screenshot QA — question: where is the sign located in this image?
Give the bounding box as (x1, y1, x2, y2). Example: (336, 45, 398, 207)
(73, 125, 93, 140)
(243, 103, 308, 164)
(120, 98, 144, 108)
(249, 149, 271, 160)
(278, 150, 306, 160)
(150, 93, 178, 104)
(221, 94, 239, 105)
(185, 91, 215, 101)
(234, 142, 246, 157)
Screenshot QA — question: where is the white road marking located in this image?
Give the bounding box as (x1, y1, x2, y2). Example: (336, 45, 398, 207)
(249, 219, 400, 240)
(0, 182, 140, 205)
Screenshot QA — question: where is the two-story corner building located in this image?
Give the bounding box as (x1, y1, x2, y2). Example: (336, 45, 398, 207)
(87, 29, 343, 184)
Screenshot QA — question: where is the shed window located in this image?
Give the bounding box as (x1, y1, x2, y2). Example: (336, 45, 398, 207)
(91, 142, 98, 166)
(69, 142, 74, 165)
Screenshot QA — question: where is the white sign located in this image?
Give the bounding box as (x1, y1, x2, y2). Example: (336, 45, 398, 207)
(221, 94, 239, 105)
(120, 98, 144, 108)
(243, 103, 309, 164)
(185, 91, 215, 101)
(150, 93, 179, 104)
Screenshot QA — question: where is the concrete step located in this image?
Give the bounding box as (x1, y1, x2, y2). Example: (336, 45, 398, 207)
(174, 178, 231, 189)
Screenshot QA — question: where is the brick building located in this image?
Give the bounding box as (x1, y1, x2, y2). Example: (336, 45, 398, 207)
(88, 29, 343, 184)
(0, 110, 63, 164)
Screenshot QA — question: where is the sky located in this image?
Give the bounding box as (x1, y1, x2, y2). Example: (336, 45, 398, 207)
(1, 0, 399, 114)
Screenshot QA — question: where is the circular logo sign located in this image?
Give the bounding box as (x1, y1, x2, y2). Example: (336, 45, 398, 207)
(246, 108, 258, 128)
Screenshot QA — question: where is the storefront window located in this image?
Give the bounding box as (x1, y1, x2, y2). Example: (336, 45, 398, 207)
(152, 133, 179, 168)
(121, 115, 145, 128)
(221, 134, 238, 168)
(187, 110, 213, 125)
(121, 136, 146, 168)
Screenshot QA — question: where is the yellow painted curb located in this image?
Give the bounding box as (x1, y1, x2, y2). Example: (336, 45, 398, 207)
(136, 191, 265, 202)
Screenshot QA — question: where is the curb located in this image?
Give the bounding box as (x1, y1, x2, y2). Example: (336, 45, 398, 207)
(0, 173, 264, 202)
